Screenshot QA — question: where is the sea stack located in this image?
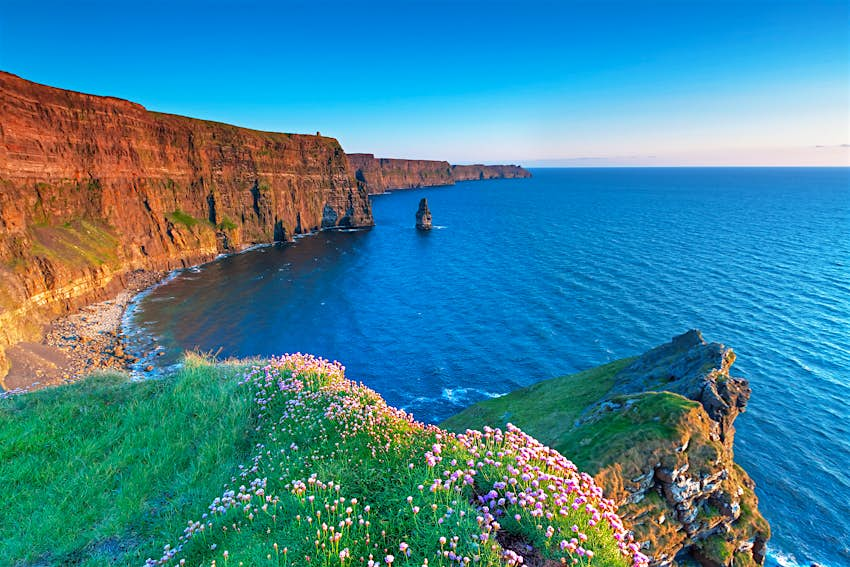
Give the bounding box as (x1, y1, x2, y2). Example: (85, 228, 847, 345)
(415, 198, 432, 230)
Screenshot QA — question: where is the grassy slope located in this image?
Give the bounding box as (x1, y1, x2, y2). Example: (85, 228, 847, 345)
(441, 358, 703, 474)
(0, 357, 254, 565)
(0, 356, 642, 567)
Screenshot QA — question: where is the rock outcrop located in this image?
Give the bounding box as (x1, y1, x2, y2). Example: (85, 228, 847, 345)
(348, 153, 531, 194)
(415, 198, 432, 230)
(590, 331, 769, 566)
(0, 71, 372, 386)
(443, 330, 770, 567)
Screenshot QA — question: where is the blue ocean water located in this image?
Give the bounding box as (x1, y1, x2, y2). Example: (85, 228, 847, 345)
(129, 168, 850, 566)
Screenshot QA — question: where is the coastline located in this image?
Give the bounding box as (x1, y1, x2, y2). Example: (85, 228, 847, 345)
(1, 270, 166, 395)
(0, 236, 335, 395)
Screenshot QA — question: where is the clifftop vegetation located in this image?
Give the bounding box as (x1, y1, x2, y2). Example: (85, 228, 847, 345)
(0, 354, 644, 567)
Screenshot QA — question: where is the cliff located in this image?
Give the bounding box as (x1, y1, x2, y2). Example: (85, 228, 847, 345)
(348, 153, 531, 194)
(0, 71, 372, 385)
(451, 164, 532, 181)
(443, 331, 770, 567)
(348, 153, 454, 194)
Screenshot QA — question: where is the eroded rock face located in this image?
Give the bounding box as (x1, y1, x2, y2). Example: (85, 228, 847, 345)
(450, 164, 532, 181)
(0, 71, 373, 386)
(611, 329, 752, 450)
(348, 153, 531, 194)
(593, 331, 770, 566)
(348, 153, 454, 194)
(415, 198, 432, 230)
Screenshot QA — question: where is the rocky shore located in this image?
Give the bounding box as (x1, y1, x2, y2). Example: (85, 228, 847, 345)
(2, 270, 165, 394)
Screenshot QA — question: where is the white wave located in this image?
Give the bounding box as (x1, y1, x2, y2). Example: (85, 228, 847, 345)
(442, 387, 505, 404)
(766, 548, 809, 567)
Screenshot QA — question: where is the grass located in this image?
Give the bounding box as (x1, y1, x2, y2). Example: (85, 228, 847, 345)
(441, 358, 706, 474)
(217, 216, 238, 231)
(0, 357, 253, 565)
(29, 218, 120, 269)
(442, 359, 635, 472)
(442, 359, 633, 442)
(0, 355, 646, 567)
(166, 209, 202, 228)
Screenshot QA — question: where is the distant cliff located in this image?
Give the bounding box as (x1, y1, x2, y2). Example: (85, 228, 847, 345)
(444, 331, 770, 567)
(348, 153, 531, 194)
(451, 164, 532, 182)
(0, 71, 372, 383)
(347, 154, 453, 194)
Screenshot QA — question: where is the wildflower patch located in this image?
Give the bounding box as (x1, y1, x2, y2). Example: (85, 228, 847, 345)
(147, 354, 648, 567)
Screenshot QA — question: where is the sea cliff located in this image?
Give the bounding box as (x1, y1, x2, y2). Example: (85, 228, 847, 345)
(348, 153, 531, 194)
(0, 73, 532, 387)
(0, 71, 375, 384)
(443, 331, 770, 567)
(450, 164, 532, 182)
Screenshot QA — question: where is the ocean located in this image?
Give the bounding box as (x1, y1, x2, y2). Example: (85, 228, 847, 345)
(128, 168, 850, 566)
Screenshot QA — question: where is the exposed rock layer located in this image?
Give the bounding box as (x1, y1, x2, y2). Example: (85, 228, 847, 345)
(450, 164, 532, 182)
(348, 153, 531, 194)
(0, 71, 372, 386)
(443, 330, 769, 567)
(595, 331, 769, 566)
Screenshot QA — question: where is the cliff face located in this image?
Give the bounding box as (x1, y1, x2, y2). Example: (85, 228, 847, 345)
(0, 71, 372, 383)
(347, 153, 453, 194)
(443, 331, 770, 567)
(450, 164, 532, 181)
(587, 331, 769, 566)
(348, 153, 531, 194)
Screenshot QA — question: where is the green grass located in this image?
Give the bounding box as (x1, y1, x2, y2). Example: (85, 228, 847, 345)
(29, 218, 120, 269)
(217, 216, 238, 231)
(442, 359, 633, 441)
(166, 209, 202, 228)
(442, 358, 703, 474)
(442, 359, 634, 470)
(0, 357, 254, 565)
(0, 356, 640, 567)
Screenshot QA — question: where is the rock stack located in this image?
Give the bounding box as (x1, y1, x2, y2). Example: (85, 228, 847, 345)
(415, 198, 432, 230)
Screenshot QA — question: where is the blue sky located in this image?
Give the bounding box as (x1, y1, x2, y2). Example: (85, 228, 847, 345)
(1, 0, 847, 165)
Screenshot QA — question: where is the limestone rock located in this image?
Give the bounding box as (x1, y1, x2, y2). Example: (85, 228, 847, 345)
(450, 164, 532, 182)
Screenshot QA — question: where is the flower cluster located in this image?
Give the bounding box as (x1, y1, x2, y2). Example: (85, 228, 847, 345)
(146, 354, 647, 567)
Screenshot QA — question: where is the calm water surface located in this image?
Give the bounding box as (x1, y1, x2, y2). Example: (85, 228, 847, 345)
(129, 168, 850, 567)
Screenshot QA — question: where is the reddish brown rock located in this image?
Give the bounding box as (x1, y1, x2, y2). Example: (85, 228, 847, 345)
(348, 153, 531, 194)
(450, 164, 532, 181)
(0, 71, 372, 387)
(348, 153, 454, 194)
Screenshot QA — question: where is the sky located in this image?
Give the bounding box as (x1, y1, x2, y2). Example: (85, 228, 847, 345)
(1, 0, 848, 166)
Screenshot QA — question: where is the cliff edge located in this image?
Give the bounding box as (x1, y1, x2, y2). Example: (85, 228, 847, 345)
(0, 71, 372, 384)
(443, 331, 770, 567)
(348, 153, 531, 194)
